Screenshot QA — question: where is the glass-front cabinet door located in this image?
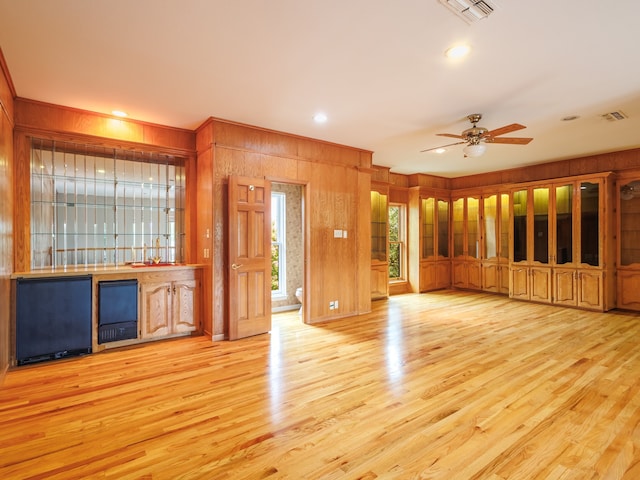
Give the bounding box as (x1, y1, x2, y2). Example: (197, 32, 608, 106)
(467, 197, 480, 260)
(510, 175, 611, 310)
(437, 199, 449, 259)
(618, 176, 640, 310)
(422, 197, 435, 260)
(579, 181, 599, 266)
(532, 187, 550, 265)
(370, 188, 389, 299)
(512, 189, 528, 263)
(452, 198, 465, 259)
(482, 192, 510, 295)
(410, 189, 450, 293)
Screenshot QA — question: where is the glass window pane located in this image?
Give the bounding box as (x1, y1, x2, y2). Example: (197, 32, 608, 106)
(422, 198, 434, 259)
(437, 200, 449, 258)
(467, 197, 479, 258)
(513, 190, 527, 262)
(484, 194, 497, 259)
(453, 198, 464, 257)
(555, 184, 573, 264)
(620, 181, 640, 265)
(580, 181, 599, 266)
(533, 188, 549, 264)
(500, 194, 509, 259)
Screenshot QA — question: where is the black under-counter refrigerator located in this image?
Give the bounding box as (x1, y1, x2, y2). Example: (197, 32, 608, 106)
(15, 275, 92, 365)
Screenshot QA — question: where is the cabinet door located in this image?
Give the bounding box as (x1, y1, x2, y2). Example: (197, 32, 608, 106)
(617, 270, 640, 310)
(173, 280, 197, 333)
(371, 264, 389, 299)
(435, 261, 451, 289)
(510, 267, 529, 299)
(530, 267, 552, 303)
(577, 270, 603, 310)
(554, 268, 577, 307)
(141, 282, 171, 338)
(452, 260, 467, 288)
(420, 261, 437, 292)
(482, 262, 500, 293)
(467, 261, 482, 289)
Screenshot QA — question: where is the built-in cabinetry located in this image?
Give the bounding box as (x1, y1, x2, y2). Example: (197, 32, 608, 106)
(446, 188, 511, 294)
(481, 192, 510, 294)
(408, 187, 450, 292)
(371, 185, 389, 299)
(616, 172, 640, 310)
(451, 194, 482, 290)
(141, 277, 198, 338)
(509, 173, 614, 311)
(11, 265, 201, 365)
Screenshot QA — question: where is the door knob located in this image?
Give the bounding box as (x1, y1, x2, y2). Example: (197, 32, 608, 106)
(231, 263, 243, 270)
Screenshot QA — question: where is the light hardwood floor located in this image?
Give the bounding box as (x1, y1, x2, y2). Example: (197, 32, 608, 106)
(2, 291, 640, 479)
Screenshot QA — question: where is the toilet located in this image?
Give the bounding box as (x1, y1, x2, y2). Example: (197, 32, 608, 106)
(295, 287, 303, 314)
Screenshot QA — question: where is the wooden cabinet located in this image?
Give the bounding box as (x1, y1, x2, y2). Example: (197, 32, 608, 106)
(141, 278, 198, 339)
(371, 185, 389, 299)
(409, 188, 450, 292)
(509, 174, 614, 311)
(451, 194, 482, 290)
(481, 192, 510, 294)
(616, 173, 640, 310)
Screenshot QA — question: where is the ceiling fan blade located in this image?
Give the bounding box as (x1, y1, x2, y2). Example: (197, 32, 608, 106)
(420, 141, 466, 153)
(488, 137, 533, 145)
(486, 123, 526, 137)
(436, 133, 464, 139)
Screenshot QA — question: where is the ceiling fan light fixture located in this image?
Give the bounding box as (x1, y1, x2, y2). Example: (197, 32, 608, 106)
(463, 143, 486, 157)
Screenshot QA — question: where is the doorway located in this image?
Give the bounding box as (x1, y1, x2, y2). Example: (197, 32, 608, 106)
(271, 182, 305, 322)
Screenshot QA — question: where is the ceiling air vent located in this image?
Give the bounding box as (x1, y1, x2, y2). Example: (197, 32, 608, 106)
(601, 110, 628, 122)
(438, 0, 498, 24)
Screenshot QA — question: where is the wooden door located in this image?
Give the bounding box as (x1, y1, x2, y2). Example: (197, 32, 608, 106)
(228, 176, 272, 340)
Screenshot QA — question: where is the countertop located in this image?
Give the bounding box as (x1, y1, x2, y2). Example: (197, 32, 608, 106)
(11, 263, 203, 279)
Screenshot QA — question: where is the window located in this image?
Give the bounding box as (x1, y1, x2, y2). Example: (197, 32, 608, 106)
(388, 203, 406, 281)
(271, 192, 286, 296)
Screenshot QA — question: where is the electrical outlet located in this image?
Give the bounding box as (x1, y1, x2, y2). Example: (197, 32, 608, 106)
(329, 301, 335, 310)
(334, 300, 339, 309)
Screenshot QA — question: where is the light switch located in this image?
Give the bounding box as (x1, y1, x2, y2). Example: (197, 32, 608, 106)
(333, 229, 343, 238)
(342, 230, 347, 238)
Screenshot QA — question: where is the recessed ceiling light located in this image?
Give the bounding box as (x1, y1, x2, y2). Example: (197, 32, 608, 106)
(313, 112, 328, 124)
(445, 44, 471, 59)
(112, 110, 128, 118)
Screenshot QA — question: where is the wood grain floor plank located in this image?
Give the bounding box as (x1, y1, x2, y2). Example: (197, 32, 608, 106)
(2, 291, 640, 478)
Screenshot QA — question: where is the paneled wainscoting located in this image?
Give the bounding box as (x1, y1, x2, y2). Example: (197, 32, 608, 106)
(2, 291, 640, 479)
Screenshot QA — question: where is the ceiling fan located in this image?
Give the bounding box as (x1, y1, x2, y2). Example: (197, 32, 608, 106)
(422, 113, 533, 157)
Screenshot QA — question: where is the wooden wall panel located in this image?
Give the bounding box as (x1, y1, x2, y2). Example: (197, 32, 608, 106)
(12, 133, 29, 273)
(14, 98, 195, 154)
(357, 169, 372, 313)
(0, 49, 14, 382)
(210, 118, 371, 170)
(450, 148, 640, 190)
(199, 119, 372, 337)
(371, 166, 390, 183)
(195, 132, 214, 338)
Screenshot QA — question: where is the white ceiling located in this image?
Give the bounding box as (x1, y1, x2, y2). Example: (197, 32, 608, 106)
(2, 0, 640, 178)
